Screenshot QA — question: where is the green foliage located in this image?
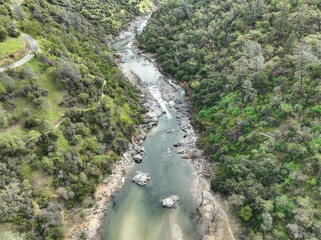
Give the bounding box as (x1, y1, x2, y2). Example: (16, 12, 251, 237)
(0, 36, 25, 59)
(240, 205, 253, 222)
(141, 0, 321, 238)
(311, 105, 321, 115)
(0, 0, 147, 239)
(0, 25, 8, 42)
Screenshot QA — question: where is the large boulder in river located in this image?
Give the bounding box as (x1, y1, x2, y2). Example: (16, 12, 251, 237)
(132, 171, 150, 186)
(161, 195, 180, 208)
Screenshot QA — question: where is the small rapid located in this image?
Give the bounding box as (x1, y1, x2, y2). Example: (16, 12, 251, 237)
(98, 16, 202, 240)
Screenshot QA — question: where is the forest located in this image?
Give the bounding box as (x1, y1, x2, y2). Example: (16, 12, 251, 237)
(140, 0, 321, 239)
(0, 0, 153, 239)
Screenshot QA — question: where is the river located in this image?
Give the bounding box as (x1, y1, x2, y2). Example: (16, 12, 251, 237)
(98, 16, 202, 240)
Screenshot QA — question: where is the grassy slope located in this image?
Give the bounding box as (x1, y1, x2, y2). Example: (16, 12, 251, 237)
(1, 57, 65, 137)
(0, 36, 25, 59)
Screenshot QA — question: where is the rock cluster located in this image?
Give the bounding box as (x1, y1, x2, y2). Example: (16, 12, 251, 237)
(159, 75, 181, 102)
(166, 128, 175, 134)
(132, 171, 150, 186)
(161, 195, 180, 208)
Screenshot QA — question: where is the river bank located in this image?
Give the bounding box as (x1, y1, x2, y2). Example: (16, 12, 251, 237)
(66, 13, 238, 240)
(137, 54, 238, 240)
(130, 17, 238, 240)
(64, 61, 165, 240)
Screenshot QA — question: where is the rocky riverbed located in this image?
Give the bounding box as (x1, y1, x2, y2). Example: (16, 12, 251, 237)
(64, 60, 165, 240)
(65, 13, 238, 240)
(173, 98, 237, 240)
(137, 33, 238, 239)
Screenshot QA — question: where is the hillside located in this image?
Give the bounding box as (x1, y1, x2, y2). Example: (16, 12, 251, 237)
(140, 0, 321, 239)
(0, 0, 24, 66)
(0, 0, 153, 239)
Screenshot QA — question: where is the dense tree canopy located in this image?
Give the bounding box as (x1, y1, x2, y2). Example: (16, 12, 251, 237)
(0, 0, 152, 239)
(140, 0, 321, 239)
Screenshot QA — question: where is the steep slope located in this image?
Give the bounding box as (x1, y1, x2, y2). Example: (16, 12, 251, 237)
(0, 0, 153, 239)
(140, 0, 321, 239)
(0, 0, 22, 65)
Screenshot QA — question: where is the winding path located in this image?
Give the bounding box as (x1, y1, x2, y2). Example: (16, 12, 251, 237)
(0, 33, 40, 73)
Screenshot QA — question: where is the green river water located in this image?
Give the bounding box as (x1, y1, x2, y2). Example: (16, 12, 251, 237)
(98, 17, 202, 240)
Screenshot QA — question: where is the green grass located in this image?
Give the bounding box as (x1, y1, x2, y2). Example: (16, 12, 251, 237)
(28, 59, 65, 125)
(21, 160, 56, 199)
(103, 96, 134, 124)
(2, 59, 66, 138)
(1, 124, 28, 138)
(0, 36, 25, 59)
(55, 130, 71, 152)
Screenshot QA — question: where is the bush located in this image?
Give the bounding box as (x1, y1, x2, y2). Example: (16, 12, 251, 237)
(240, 205, 253, 222)
(24, 115, 43, 129)
(0, 25, 8, 42)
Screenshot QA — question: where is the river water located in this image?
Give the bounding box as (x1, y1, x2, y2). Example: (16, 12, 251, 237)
(98, 17, 202, 240)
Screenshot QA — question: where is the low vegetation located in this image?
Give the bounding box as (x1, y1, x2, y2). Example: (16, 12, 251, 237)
(0, 37, 25, 59)
(0, 0, 154, 239)
(0, 0, 20, 42)
(140, 0, 321, 239)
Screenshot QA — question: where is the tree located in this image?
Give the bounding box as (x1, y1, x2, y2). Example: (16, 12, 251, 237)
(261, 213, 273, 232)
(240, 205, 253, 222)
(0, 82, 6, 95)
(293, 40, 316, 87)
(54, 59, 81, 90)
(20, 64, 38, 80)
(0, 25, 8, 42)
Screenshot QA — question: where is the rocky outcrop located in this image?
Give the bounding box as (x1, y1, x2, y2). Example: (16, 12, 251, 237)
(134, 144, 146, 153)
(159, 75, 181, 102)
(161, 195, 180, 208)
(132, 171, 150, 186)
(127, 75, 165, 133)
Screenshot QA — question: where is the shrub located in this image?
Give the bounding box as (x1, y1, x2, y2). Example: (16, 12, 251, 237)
(0, 25, 8, 42)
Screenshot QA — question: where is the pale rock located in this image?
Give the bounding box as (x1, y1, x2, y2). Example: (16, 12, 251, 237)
(132, 171, 150, 186)
(161, 195, 180, 208)
(133, 154, 143, 163)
